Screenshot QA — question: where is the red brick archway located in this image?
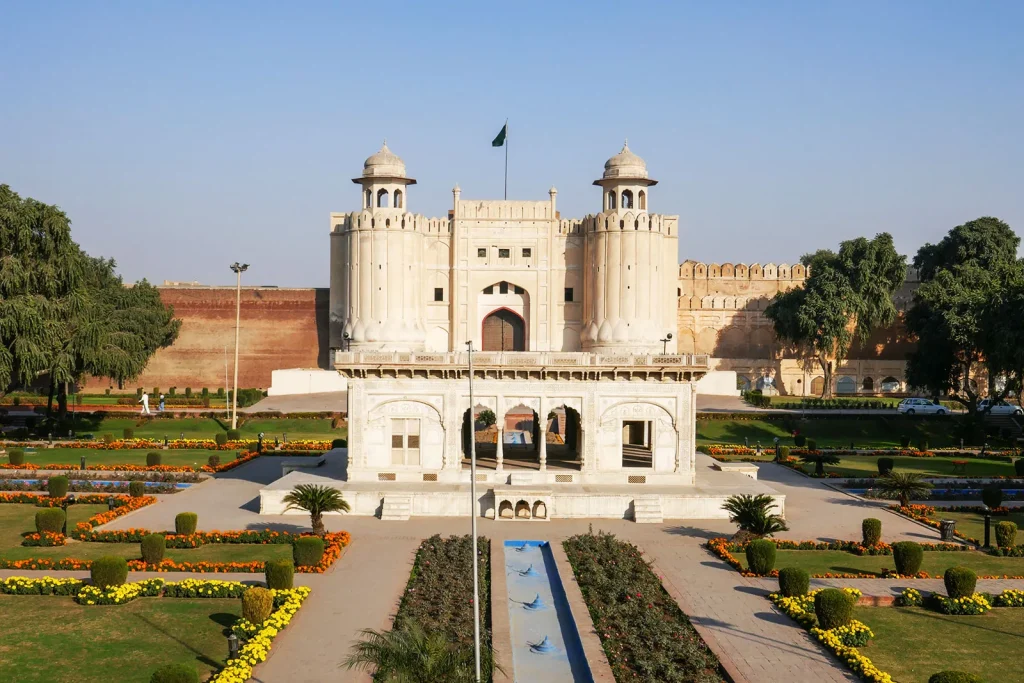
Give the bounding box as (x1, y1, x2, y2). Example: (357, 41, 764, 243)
(482, 308, 525, 352)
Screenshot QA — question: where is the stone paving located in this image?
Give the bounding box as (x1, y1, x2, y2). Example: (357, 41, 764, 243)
(19, 457, 1024, 682)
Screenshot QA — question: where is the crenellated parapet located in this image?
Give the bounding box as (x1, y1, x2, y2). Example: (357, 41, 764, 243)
(331, 210, 451, 235)
(678, 261, 808, 280)
(580, 211, 677, 235)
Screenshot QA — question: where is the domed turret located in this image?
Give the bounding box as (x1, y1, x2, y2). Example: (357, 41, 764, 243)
(601, 141, 649, 181)
(361, 141, 408, 179)
(594, 140, 657, 214)
(352, 140, 417, 211)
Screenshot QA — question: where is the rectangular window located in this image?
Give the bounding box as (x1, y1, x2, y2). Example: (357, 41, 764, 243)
(390, 418, 421, 466)
(499, 282, 509, 294)
(564, 287, 574, 302)
(514, 285, 524, 295)
(434, 287, 443, 302)
(477, 248, 487, 258)
(498, 248, 510, 258)
(483, 285, 493, 295)
(522, 248, 532, 258)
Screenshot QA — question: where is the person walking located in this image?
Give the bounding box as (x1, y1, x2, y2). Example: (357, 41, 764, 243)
(139, 392, 151, 415)
(158, 394, 165, 412)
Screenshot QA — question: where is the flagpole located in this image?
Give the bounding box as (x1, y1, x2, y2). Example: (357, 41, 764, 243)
(504, 119, 508, 200)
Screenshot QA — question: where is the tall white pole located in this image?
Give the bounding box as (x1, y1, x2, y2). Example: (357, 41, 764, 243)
(231, 268, 242, 429)
(467, 340, 481, 682)
(224, 346, 229, 422)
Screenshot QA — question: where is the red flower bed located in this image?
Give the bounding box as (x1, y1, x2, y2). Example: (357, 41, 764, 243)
(21, 532, 67, 547)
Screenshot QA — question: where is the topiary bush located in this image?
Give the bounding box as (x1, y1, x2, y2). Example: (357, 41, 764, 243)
(814, 588, 855, 630)
(995, 521, 1018, 548)
(1015, 458, 1024, 477)
(862, 518, 882, 546)
(175, 512, 198, 535)
(35, 508, 65, 534)
(928, 672, 981, 683)
(900, 435, 911, 449)
(226, 429, 241, 441)
(242, 586, 274, 625)
(123, 428, 135, 440)
(8, 449, 24, 466)
(146, 452, 161, 466)
(207, 454, 220, 468)
(892, 541, 924, 576)
(129, 480, 146, 498)
(794, 434, 806, 447)
(877, 457, 894, 475)
(214, 433, 228, 446)
(331, 438, 347, 449)
(806, 439, 817, 451)
(103, 433, 115, 445)
(292, 536, 325, 567)
(777, 567, 810, 597)
(47, 475, 69, 498)
(982, 483, 1003, 509)
(141, 533, 166, 564)
(149, 663, 200, 683)
(778, 445, 790, 459)
(91, 556, 129, 589)
(265, 559, 294, 589)
(745, 539, 776, 576)
(917, 437, 929, 452)
(943, 566, 977, 599)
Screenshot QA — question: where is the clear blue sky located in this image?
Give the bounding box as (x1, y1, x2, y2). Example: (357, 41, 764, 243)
(2, 1, 1022, 286)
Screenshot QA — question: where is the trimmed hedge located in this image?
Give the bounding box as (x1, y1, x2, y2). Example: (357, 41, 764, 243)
(876, 457, 894, 475)
(8, 449, 24, 466)
(242, 586, 274, 625)
(745, 539, 776, 576)
(293, 536, 325, 567)
(900, 435, 911, 449)
(123, 428, 134, 440)
(814, 588, 854, 630)
(1015, 458, 1024, 477)
(226, 429, 241, 440)
(892, 541, 923, 576)
(807, 439, 817, 451)
(146, 452, 162, 466)
(331, 438, 347, 449)
(265, 560, 294, 589)
(917, 438, 929, 453)
(995, 521, 1018, 549)
(928, 672, 981, 683)
(47, 475, 69, 498)
(862, 518, 882, 546)
(943, 566, 977, 600)
(91, 556, 129, 589)
(129, 480, 146, 498)
(35, 508, 65, 534)
(794, 435, 807, 447)
(141, 533, 166, 564)
(981, 483, 1003, 509)
(777, 567, 810, 597)
(214, 433, 228, 446)
(175, 512, 198, 536)
(207, 454, 220, 468)
(149, 663, 199, 683)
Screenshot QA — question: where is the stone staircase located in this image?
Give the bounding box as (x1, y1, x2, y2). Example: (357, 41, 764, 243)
(380, 494, 412, 521)
(985, 413, 1023, 441)
(632, 495, 663, 524)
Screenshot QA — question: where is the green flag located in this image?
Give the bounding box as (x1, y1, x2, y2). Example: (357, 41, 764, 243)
(491, 123, 507, 147)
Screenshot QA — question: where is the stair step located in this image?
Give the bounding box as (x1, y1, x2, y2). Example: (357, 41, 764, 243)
(380, 494, 413, 521)
(632, 495, 663, 524)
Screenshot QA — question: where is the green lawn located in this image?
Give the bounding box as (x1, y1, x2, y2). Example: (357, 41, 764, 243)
(0, 595, 239, 682)
(736, 549, 1024, 577)
(857, 606, 1024, 683)
(10, 448, 226, 468)
(697, 417, 962, 449)
(67, 416, 343, 441)
(926, 510, 1024, 544)
(0, 504, 293, 563)
(824, 455, 1017, 478)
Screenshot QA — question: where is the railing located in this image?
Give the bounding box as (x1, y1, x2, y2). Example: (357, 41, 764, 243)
(333, 350, 710, 369)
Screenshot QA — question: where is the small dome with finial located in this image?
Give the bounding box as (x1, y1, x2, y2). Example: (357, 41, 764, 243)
(602, 140, 648, 180)
(362, 140, 407, 178)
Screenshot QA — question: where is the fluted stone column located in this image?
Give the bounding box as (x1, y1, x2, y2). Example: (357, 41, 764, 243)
(496, 426, 504, 471)
(539, 428, 547, 470)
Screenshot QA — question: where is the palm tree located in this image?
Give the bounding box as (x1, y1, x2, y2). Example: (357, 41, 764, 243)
(874, 472, 933, 507)
(282, 484, 350, 535)
(343, 626, 499, 682)
(722, 494, 789, 537)
(800, 452, 841, 476)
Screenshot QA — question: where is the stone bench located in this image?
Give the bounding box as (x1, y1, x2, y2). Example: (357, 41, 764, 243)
(281, 456, 327, 477)
(712, 461, 759, 480)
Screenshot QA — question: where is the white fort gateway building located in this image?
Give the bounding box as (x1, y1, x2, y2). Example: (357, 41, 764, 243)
(260, 142, 781, 521)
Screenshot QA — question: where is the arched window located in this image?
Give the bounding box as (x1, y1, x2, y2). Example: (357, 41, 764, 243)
(608, 191, 616, 210)
(365, 189, 371, 208)
(377, 188, 389, 208)
(862, 377, 874, 392)
(638, 190, 646, 210)
(621, 189, 633, 209)
(394, 189, 403, 209)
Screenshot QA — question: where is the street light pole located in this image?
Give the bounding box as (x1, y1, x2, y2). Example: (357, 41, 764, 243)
(230, 262, 249, 430)
(466, 340, 481, 682)
(660, 332, 673, 354)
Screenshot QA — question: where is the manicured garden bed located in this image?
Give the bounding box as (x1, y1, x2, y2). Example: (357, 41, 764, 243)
(791, 455, 1018, 478)
(929, 509, 1024, 543)
(696, 416, 962, 449)
(5, 415, 344, 441)
(564, 531, 724, 683)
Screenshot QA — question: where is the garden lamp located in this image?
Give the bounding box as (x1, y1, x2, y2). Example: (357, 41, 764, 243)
(107, 497, 115, 511)
(227, 633, 239, 660)
(80, 455, 86, 471)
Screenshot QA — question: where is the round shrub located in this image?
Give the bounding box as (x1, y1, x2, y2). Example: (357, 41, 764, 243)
(331, 438, 347, 449)
(900, 435, 911, 449)
(928, 673, 981, 683)
(47, 475, 69, 498)
(128, 480, 146, 498)
(149, 663, 199, 683)
(995, 521, 1018, 548)
(1015, 458, 1024, 477)
(777, 567, 810, 597)
(8, 449, 24, 466)
(207, 454, 220, 468)
(293, 536, 325, 567)
(242, 586, 274, 625)
(745, 539, 776, 576)
(35, 508, 65, 534)
(892, 541, 924, 576)
(91, 556, 129, 589)
(123, 428, 135, 440)
(876, 457, 894, 475)
(226, 428, 241, 441)
(943, 566, 977, 600)
(794, 434, 806, 447)
(814, 588, 855, 630)
(265, 559, 294, 589)
(862, 518, 882, 546)
(103, 433, 115, 444)
(141, 533, 166, 564)
(174, 512, 198, 536)
(214, 433, 228, 446)
(806, 439, 817, 451)
(778, 445, 791, 460)
(917, 437, 929, 452)
(146, 452, 162, 467)
(981, 483, 1003, 509)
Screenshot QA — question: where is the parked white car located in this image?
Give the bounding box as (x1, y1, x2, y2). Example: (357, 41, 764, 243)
(896, 398, 948, 415)
(976, 399, 1024, 416)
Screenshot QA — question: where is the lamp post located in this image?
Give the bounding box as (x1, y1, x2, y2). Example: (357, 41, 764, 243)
(60, 494, 76, 536)
(229, 262, 249, 430)
(343, 331, 351, 352)
(660, 332, 673, 354)
(227, 633, 239, 660)
(466, 340, 482, 682)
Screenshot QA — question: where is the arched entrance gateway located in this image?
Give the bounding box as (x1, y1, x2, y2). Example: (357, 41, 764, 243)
(482, 309, 525, 351)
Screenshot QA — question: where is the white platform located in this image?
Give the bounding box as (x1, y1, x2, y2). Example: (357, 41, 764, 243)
(267, 369, 348, 396)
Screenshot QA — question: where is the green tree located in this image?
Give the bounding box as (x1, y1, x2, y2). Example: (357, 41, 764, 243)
(344, 625, 499, 682)
(800, 452, 841, 477)
(765, 234, 905, 398)
(283, 484, 350, 535)
(874, 472, 933, 508)
(722, 494, 789, 537)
